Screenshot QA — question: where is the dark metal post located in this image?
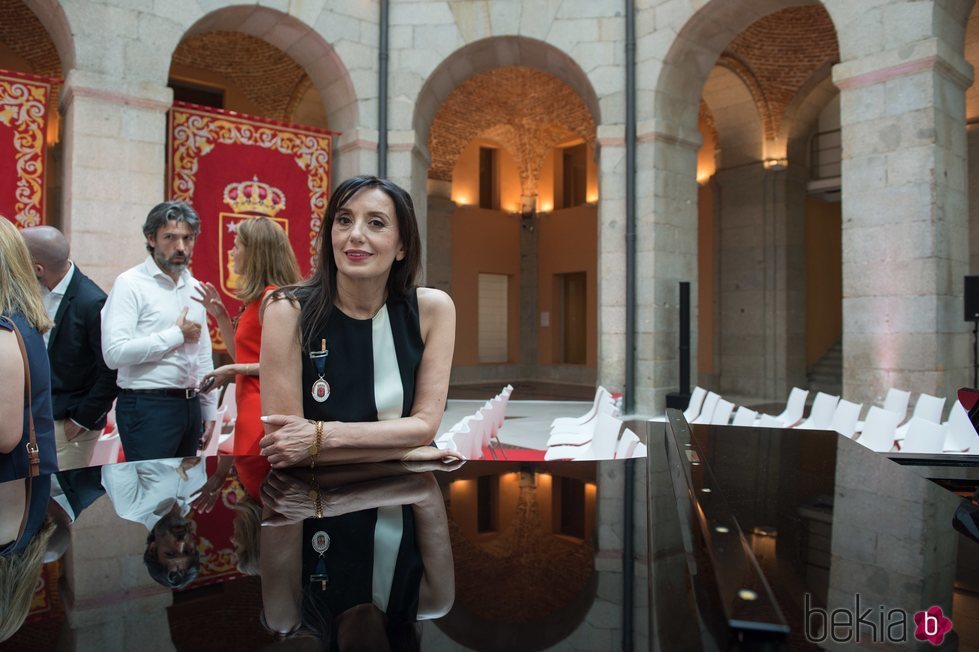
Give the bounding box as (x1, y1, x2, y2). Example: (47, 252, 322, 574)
(378, 0, 389, 178)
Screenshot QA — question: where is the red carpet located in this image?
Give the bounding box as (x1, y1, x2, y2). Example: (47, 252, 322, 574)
(482, 446, 545, 461)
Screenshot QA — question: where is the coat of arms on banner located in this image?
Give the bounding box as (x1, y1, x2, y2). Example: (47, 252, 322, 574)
(219, 177, 289, 296)
(166, 101, 336, 352)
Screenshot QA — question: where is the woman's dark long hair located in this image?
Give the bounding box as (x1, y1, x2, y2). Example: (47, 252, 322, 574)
(277, 176, 421, 352)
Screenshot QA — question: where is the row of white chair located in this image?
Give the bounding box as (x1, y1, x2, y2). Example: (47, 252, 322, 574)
(681, 385, 979, 453)
(436, 385, 513, 459)
(543, 386, 645, 460)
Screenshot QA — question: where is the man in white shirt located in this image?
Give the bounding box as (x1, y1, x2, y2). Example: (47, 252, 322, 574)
(101, 457, 207, 589)
(22, 226, 118, 470)
(101, 201, 217, 460)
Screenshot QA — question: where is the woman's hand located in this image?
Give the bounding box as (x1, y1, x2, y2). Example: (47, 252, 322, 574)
(191, 472, 227, 513)
(193, 281, 230, 319)
(260, 471, 316, 525)
(400, 446, 466, 469)
(259, 415, 321, 468)
(201, 364, 237, 393)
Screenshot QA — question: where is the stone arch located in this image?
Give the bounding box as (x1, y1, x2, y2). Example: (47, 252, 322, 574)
(645, 0, 842, 406)
(19, 0, 74, 73)
(413, 36, 601, 156)
(429, 66, 596, 200)
(783, 63, 838, 165)
(652, 0, 834, 141)
(176, 6, 359, 136)
(701, 65, 764, 167)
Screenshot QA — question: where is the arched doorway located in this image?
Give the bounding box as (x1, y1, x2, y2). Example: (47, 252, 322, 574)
(0, 0, 72, 229)
(415, 38, 601, 393)
(652, 1, 841, 407)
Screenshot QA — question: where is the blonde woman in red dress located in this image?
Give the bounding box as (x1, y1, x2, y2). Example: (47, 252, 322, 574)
(195, 217, 301, 455)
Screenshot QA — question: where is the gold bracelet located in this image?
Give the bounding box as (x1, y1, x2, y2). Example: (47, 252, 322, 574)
(307, 420, 324, 467)
(307, 484, 323, 518)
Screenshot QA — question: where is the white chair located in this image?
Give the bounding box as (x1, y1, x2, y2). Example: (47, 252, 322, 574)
(710, 399, 735, 425)
(614, 429, 640, 459)
(547, 398, 619, 447)
(797, 392, 840, 430)
(943, 401, 979, 453)
(89, 432, 121, 466)
(882, 388, 911, 422)
(221, 382, 238, 429)
(438, 416, 483, 460)
(900, 417, 946, 454)
(691, 392, 721, 425)
(830, 399, 862, 439)
(202, 405, 227, 457)
(773, 387, 808, 428)
(895, 393, 946, 440)
(732, 406, 757, 426)
(854, 406, 901, 452)
(632, 442, 647, 458)
(545, 411, 622, 461)
(683, 386, 708, 423)
(550, 386, 610, 430)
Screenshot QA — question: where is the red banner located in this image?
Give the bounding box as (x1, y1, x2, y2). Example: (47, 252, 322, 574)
(167, 102, 336, 350)
(0, 69, 51, 227)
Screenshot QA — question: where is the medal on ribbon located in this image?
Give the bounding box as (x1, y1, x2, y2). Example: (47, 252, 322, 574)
(310, 338, 330, 402)
(310, 530, 331, 591)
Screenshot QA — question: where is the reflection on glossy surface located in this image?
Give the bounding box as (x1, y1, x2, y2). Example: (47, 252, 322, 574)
(650, 413, 978, 650)
(0, 457, 606, 651)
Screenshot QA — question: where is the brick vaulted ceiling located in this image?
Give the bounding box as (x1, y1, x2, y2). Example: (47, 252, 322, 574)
(429, 66, 595, 196)
(720, 5, 839, 141)
(171, 31, 309, 121)
(0, 0, 61, 77)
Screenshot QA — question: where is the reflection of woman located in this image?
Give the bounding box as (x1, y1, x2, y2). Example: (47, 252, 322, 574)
(195, 216, 301, 455)
(0, 474, 55, 642)
(259, 465, 455, 649)
(260, 176, 459, 466)
(0, 217, 56, 481)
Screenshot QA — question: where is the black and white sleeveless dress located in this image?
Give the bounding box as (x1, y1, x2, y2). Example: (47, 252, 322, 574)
(299, 290, 426, 640)
(301, 289, 423, 425)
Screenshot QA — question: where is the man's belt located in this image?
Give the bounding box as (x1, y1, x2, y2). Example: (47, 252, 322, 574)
(120, 387, 199, 399)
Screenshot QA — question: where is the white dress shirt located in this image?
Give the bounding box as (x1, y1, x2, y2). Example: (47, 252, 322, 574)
(101, 458, 207, 530)
(41, 261, 74, 346)
(101, 256, 216, 420)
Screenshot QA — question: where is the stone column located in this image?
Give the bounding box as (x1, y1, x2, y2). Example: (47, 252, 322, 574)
(596, 125, 627, 394)
(713, 163, 806, 400)
(60, 496, 175, 651)
(834, 41, 972, 405)
(59, 70, 172, 291)
(388, 129, 429, 284)
(519, 213, 538, 376)
(334, 127, 378, 189)
(426, 179, 453, 294)
(633, 126, 700, 414)
(968, 124, 979, 274)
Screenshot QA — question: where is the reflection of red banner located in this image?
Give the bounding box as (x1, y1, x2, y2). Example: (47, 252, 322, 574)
(0, 69, 51, 227)
(167, 102, 336, 350)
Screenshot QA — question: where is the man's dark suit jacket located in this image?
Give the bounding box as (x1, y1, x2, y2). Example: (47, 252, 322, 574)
(48, 266, 118, 430)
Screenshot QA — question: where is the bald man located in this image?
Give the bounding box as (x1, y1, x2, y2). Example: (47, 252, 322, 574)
(22, 226, 117, 469)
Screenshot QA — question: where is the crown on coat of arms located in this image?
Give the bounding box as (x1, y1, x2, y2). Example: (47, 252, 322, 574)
(223, 177, 286, 216)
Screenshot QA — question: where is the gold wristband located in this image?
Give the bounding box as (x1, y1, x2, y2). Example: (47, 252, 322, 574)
(307, 485, 323, 518)
(307, 420, 324, 466)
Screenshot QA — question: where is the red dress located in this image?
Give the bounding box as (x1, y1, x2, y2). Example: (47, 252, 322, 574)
(232, 293, 266, 455)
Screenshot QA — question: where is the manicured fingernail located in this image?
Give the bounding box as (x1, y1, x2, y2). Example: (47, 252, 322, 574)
(260, 416, 269, 422)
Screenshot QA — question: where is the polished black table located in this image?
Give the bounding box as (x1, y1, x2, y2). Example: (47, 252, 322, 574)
(1, 415, 976, 651)
(648, 411, 977, 650)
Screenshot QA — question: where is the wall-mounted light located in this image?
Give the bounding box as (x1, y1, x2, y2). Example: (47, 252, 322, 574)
(763, 158, 787, 171)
